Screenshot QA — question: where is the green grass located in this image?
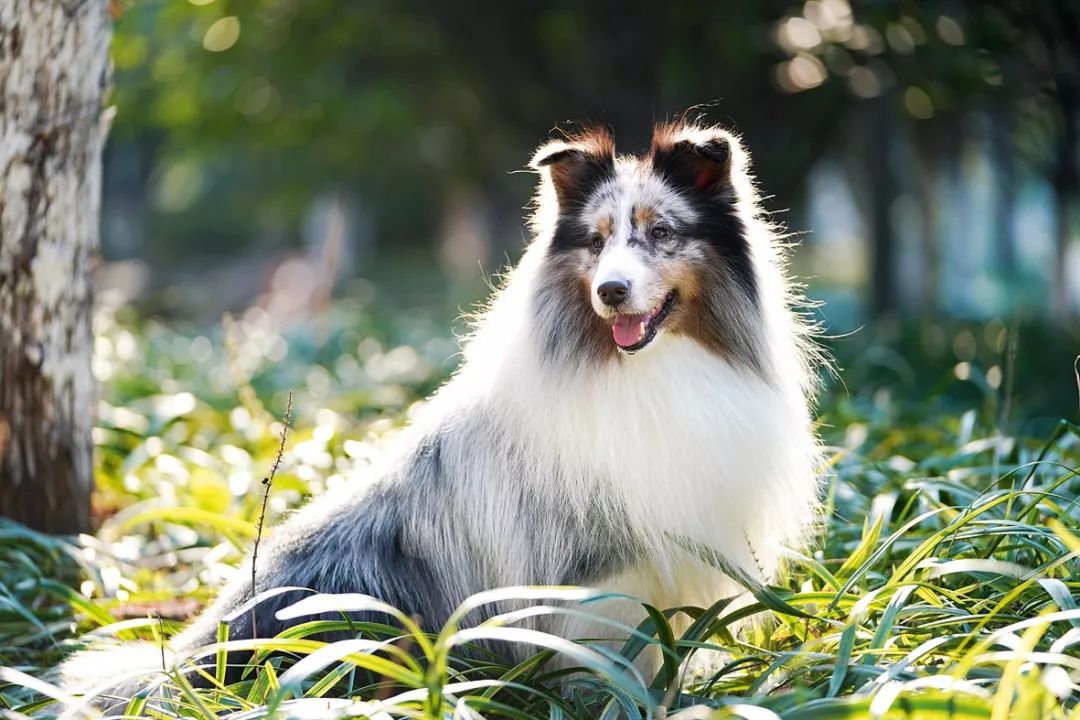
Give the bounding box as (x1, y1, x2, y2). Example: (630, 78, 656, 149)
(0, 302, 1077, 719)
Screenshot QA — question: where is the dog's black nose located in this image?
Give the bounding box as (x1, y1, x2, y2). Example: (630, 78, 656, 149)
(597, 279, 629, 306)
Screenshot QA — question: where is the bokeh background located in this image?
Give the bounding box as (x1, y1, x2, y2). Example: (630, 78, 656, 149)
(8, 2, 1080, 707)
(98, 0, 1080, 420)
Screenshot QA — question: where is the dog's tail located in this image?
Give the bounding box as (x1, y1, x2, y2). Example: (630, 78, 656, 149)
(56, 642, 178, 713)
(54, 582, 268, 712)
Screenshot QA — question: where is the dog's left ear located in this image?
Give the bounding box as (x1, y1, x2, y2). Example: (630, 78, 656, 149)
(649, 126, 733, 196)
(530, 128, 615, 206)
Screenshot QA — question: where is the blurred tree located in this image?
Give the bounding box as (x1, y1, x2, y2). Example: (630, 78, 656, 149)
(104, 0, 1077, 322)
(0, 1, 113, 533)
(773, 0, 1080, 319)
(103, 0, 841, 266)
(1023, 2, 1080, 323)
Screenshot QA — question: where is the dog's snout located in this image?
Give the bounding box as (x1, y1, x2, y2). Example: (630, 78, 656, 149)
(597, 279, 629, 306)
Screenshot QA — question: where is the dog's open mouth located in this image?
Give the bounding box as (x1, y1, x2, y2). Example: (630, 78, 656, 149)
(611, 291, 677, 353)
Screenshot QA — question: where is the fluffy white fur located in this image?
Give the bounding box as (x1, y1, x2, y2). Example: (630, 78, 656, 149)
(59, 122, 824, 705)
(415, 124, 823, 633)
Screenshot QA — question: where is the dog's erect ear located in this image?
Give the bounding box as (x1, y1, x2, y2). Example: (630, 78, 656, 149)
(649, 124, 734, 196)
(530, 128, 615, 206)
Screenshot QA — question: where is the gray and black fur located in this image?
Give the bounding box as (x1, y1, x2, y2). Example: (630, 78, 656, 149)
(59, 120, 824, 707)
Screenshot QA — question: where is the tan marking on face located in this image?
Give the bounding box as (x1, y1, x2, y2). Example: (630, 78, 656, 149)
(582, 269, 595, 299)
(664, 254, 757, 363)
(661, 260, 702, 305)
(634, 205, 656, 227)
(596, 215, 614, 239)
(659, 259, 732, 360)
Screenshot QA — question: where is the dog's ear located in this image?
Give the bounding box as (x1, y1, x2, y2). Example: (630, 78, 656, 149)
(649, 124, 734, 197)
(530, 128, 615, 206)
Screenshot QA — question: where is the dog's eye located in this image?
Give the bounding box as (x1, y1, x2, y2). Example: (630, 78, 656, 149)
(591, 233, 605, 250)
(650, 226, 671, 240)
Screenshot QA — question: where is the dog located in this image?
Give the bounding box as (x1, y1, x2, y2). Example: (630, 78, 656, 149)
(60, 119, 824, 703)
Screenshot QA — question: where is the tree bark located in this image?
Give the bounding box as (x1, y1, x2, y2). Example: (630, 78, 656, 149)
(989, 106, 1017, 278)
(913, 128, 942, 317)
(1050, 84, 1077, 324)
(0, 0, 112, 534)
(867, 93, 899, 317)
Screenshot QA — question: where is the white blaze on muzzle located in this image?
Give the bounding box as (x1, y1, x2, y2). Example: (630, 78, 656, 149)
(591, 244, 647, 309)
(591, 242, 670, 349)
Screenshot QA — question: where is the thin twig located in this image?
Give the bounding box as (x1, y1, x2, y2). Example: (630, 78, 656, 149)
(998, 323, 1019, 430)
(1074, 355, 1079, 417)
(155, 611, 166, 672)
(251, 391, 293, 638)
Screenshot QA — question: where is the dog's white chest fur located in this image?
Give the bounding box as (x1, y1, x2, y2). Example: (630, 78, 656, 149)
(486, 331, 818, 601)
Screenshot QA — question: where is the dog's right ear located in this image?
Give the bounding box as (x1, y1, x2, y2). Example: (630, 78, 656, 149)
(530, 129, 615, 206)
(649, 123, 737, 198)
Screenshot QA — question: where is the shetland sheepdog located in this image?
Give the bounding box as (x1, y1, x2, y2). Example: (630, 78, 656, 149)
(61, 119, 824, 702)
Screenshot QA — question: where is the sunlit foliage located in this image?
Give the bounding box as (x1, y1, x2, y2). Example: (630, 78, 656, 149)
(1, 305, 1077, 718)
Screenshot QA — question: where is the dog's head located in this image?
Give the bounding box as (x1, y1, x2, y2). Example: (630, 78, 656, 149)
(529, 121, 762, 366)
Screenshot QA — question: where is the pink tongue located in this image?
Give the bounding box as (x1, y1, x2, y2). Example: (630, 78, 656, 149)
(612, 316, 646, 348)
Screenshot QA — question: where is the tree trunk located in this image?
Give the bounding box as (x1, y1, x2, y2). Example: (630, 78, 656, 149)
(1034, 0, 1080, 324)
(1050, 86, 1077, 324)
(990, 107, 1017, 278)
(867, 93, 899, 317)
(913, 128, 942, 317)
(0, 0, 112, 534)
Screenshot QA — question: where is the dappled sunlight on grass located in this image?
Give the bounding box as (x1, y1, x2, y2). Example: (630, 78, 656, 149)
(0, 304, 1078, 718)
